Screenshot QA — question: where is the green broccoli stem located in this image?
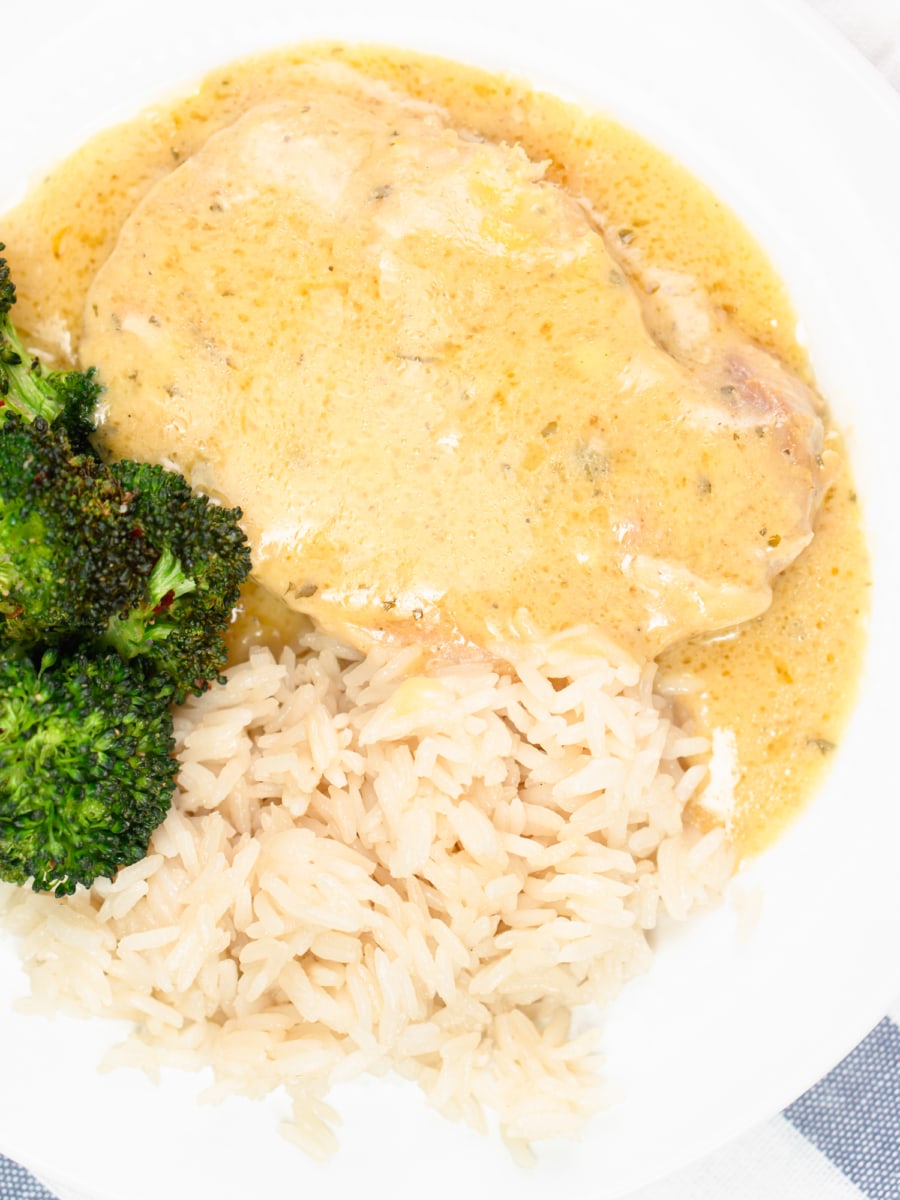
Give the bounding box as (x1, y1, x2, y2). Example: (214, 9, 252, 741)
(0, 248, 100, 443)
(101, 548, 197, 658)
(0, 313, 63, 426)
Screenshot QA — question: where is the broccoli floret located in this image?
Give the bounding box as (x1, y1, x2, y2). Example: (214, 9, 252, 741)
(0, 647, 177, 896)
(0, 414, 156, 644)
(0, 246, 101, 450)
(100, 460, 251, 701)
(0, 249, 252, 897)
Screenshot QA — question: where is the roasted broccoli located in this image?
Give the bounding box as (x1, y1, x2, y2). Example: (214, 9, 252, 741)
(0, 247, 253, 896)
(0, 246, 250, 686)
(0, 248, 101, 449)
(101, 460, 251, 701)
(0, 646, 177, 896)
(0, 245, 155, 642)
(0, 413, 155, 643)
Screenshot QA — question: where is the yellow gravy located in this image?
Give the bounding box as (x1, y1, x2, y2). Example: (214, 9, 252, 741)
(0, 43, 869, 857)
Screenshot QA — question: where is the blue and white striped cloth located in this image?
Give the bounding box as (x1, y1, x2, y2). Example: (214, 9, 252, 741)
(630, 1008, 900, 1200)
(2, 1, 898, 1197)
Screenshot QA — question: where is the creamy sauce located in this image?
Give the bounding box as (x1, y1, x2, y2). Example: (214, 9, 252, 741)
(0, 43, 869, 856)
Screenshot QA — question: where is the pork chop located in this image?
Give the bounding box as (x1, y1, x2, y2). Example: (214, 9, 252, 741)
(82, 62, 831, 659)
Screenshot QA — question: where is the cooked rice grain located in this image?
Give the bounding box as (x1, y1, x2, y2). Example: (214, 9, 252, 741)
(0, 625, 734, 1157)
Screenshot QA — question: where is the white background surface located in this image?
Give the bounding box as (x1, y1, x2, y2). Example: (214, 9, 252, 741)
(1, 2, 900, 1198)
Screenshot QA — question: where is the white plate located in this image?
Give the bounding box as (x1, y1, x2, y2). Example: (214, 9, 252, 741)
(2, 2, 900, 1197)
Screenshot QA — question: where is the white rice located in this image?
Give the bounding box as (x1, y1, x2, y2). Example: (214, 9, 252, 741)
(0, 623, 734, 1162)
